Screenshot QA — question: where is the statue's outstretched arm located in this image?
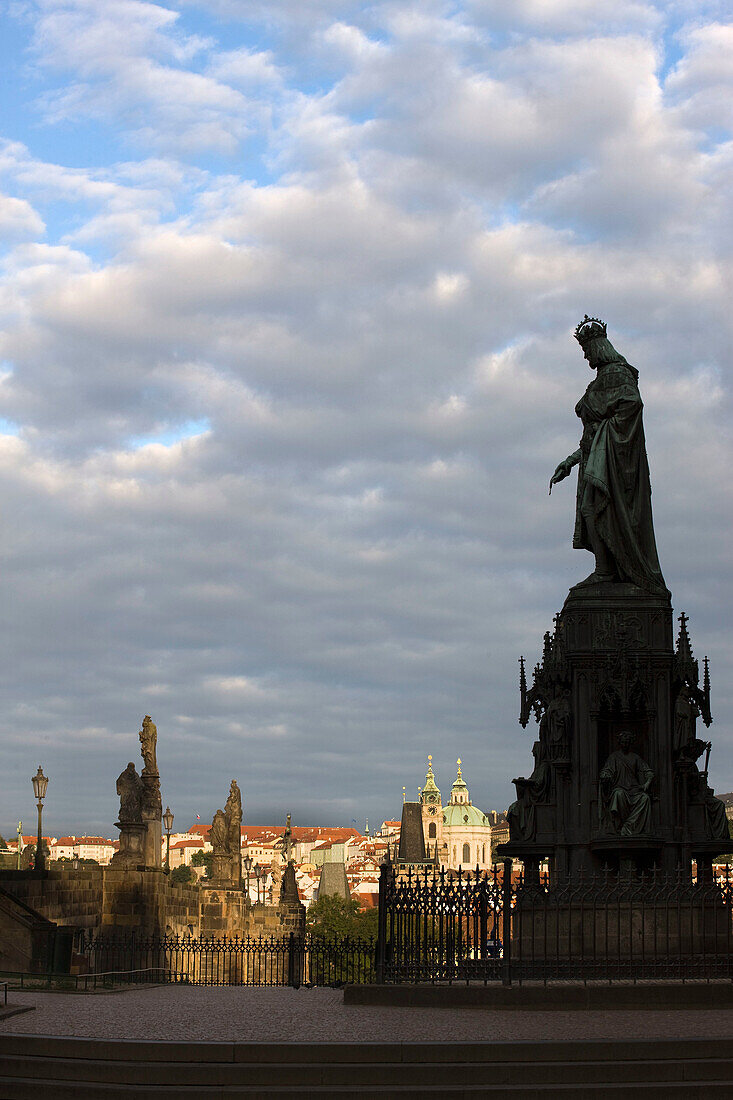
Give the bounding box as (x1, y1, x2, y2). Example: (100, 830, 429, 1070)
(549, 449, 581, 494)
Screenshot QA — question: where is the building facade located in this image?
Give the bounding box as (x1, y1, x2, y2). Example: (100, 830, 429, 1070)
(417, 758, 494, 871)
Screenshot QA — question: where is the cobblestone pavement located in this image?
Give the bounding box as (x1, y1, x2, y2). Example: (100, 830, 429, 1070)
(1, 987, 732, 1043)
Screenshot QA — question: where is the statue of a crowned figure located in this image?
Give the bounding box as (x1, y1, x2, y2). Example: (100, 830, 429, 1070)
(550, 316, 667, 594)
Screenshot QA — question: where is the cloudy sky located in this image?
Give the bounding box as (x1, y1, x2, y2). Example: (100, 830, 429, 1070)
(1, 0, 732, 838)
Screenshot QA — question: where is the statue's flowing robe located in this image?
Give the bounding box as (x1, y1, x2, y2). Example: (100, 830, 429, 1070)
(574, 360, 666, 593)
(599, 750, 653, 836)
(704, 789, 730, 841)
(116, 768, 143, 824)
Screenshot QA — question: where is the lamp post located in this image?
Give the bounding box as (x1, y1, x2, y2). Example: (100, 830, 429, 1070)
(163, 806, 174, 873)
(243, 855, 253, 902)
(31, 766, 48, 873)
(254, 864, 262, 906)
(16, 821, 22, 870)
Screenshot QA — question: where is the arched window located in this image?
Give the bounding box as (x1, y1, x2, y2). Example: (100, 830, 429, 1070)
(428, 822, 436, 839)
(462, 842, 470, 865)
(481, 844, 485, 864)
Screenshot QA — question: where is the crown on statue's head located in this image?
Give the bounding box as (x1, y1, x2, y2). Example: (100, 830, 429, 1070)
(574, 315, 607, 346)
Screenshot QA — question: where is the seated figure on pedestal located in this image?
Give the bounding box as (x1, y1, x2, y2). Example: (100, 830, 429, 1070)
(507, 741, 551, 842)
(675, 738, 730, 842)
(599, 731, 653, 836)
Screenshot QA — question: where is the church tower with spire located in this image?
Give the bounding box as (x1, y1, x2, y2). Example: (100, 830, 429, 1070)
(419, 755, 443, 860)
(442, 758, 493, 869)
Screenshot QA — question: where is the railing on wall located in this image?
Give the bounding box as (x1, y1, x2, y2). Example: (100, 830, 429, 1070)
(375, 862, 733, 985)
(6, 865, 731, 990)
(72, 931, 376, 988)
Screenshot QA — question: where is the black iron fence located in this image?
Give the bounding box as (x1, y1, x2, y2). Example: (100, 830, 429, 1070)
(72, 932, 376, 988)
(8, 865, 731, 990)
(375, 863, 733, 985)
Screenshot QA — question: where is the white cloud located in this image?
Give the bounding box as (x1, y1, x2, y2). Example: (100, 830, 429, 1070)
(467, 0, 662, 35)
(209, 47, 285, 89)
(1, 0, 733, 831)
(0, 195, 46, 241)
(666, 23, 733, 133)
(30, 0, 257, 153)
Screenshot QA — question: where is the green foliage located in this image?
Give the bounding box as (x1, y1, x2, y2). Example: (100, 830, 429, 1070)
(170, 864, 196, 886)
(0, 834, 7, 849)
(305, 894, 377, 984)
(307, 894, 378, 939)
(190, 849, 213, 878)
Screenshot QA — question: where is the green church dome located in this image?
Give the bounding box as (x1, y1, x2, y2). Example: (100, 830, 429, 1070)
(442, 802, 488, 828)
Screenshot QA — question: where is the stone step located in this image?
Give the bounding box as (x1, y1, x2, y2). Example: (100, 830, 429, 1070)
(4, 1035, 733, 1063)
(345, 982, 733, 1010)
(2, 1077, 733, 1099)
(2, 1054, 733, 1088)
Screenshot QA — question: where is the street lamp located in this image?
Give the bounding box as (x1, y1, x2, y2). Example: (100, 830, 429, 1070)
(31, 766, 48, 873)
(16, 821, 22, 870)
(243, 855, 253, 902)
(163, 806, 174, 873)
(254, 864, 262, 905)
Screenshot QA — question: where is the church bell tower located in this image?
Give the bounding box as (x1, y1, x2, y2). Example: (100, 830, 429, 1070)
(419, 755, 443, 859)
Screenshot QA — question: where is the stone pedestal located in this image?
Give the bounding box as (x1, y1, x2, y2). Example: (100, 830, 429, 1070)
(109, 822, 147, 870)
(142, 812, 161, 870)
(211, 855, 230, 885)
(278, 862, 306, 936)
(101, 867, 168, 935)
(512, 885, 732, 969)
(141, 771, 162, 870)
(199, 884, 247, 938)
(499, 580, 733, 877)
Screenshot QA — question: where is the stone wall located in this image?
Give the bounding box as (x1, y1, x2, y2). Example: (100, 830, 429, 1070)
(0, 886, 57, 973)
(101, 868, 199, 936)
(163, 879, 202, 936)
(0, 866, 305, 942)
(0, 866, 103, 930)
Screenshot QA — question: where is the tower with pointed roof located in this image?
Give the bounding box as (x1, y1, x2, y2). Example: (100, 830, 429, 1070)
(419, 755, 443, 859)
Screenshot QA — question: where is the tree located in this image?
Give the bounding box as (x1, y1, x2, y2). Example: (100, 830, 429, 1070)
(190, 849, 213, 878)
(170, 865, 196, 886)
(0, 835, 7, 849)
(307, 894, 378, 939)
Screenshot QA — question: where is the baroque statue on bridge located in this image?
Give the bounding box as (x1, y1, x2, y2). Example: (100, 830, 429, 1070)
(116, 762, 144, 824)
(138, 715, 158, 775)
